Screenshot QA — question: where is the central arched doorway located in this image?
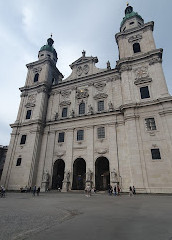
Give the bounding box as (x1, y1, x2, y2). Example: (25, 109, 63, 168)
(95, 157, 110, 191)
(52, 159, 65, 189)
(72, 158, 86, 190)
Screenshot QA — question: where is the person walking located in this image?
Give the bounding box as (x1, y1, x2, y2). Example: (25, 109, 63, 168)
(33, 185, 36, 196)
(37, 187, 40, 196)
(117, 185, 120, 196)
(129, 186, 133, 196)
(114, 186, 117, 196)
(0, 186, 5, 198)
(133, 186, 136, 195)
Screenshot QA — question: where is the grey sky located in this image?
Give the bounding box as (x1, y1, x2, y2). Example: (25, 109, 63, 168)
(0, 0, 172, 145)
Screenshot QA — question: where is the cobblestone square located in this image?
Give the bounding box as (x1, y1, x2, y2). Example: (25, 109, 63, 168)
(0, 192, 172, 240)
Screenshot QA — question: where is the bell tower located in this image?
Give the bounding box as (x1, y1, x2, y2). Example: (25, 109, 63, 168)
(115, 4, 169, 104)
(1, 37, 63, 190)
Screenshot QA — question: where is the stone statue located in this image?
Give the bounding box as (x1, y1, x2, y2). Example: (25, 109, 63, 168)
(88, 105, 93, 114)
(86, 169, 92, 181)
(70, 110, 75, 118)
(54, 112, 58, 121)
(43, 170, 49, 182)
(111, 169, 117, 182)
(108, 101, 114, 111)
(64, 170, 70, 182)
(107, 60, 111, 70)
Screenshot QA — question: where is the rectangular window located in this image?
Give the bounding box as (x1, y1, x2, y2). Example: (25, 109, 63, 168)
(62, 107, 67, 118)
(20, 135, 27, 145)
(98, 100, 104, 112)
(16, 158, 22, 166)
(97, 127, 105, 139)
(58, 132, 65, 143)
(140, 86, 150, 99)
(77, 130, 84, 141)
(26, 110, 32, 119)
(145, 118, 156, 131)
(151, 149, 161, 160)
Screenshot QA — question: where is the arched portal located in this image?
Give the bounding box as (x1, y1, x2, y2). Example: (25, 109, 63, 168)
(95, 157, 110, 191)
(72, 158, 86, 190)
(52, 159, 65, 189)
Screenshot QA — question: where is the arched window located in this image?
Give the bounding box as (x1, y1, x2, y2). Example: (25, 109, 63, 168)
(34, 73, 39, 82)
(16, 158, 22, 166)
(133, 43, 141, 53)
(79, 102, 85, 115)
(26, 110, 32, 119)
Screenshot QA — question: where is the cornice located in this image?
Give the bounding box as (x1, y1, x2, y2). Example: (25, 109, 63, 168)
(26, 57, 63, 77)
(51, 69, 120, 91)
(10, 119, 45, 128)
(117, 48, 163, 69)
(46, 110, 122, 126)
(120, 96, 172, 111)
(20, 82, 50, 94)
(115, 21, 154, 43)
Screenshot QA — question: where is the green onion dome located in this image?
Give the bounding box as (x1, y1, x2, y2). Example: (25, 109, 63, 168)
(121, 5, 143, 27)
(39, 37, 57, 58)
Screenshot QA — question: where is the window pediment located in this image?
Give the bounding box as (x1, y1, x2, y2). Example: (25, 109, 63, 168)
(59, 101, 71, 106)
(134, 77, 152, 85)
(94, 93, 108, 100)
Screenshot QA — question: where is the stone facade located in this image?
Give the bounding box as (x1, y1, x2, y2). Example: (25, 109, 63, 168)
(0, 145, 8, 180)
(1, 5, 172, 193)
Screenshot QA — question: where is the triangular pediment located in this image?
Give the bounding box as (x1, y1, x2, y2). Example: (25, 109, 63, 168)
(64, 51, 106, 81)
(70, 56, 98, 69)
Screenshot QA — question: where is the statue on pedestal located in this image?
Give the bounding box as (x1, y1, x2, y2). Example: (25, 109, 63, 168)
(62, 170, 70, 192)
(41, 170, 49, 192)
(86, 169, 92, 181)
(43, 170, 49, 182)
(70, 110, 75, 118)
(108, 101, 114, 111)
(111, 169, 118, 182)
(64, 170, 70, 182)
(88, 105, 93, 115)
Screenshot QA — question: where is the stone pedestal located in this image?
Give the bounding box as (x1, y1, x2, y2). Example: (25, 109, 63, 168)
(41, 181, 49, 192)
(61, 181, 70, 192)
(85, 180, 93, 188)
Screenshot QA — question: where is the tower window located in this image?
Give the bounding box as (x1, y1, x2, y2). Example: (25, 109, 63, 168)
(97, 127, 105, 139)
(26, 110, 32, 119)
(98, 100, 104, 112)
(52, 78, 55, 85)
(151, 149, 161, 160)
(77, 130, 84, 141)
(62, 107, 67, 118)
(140, 86, 150, 99)
(16, 158, 22, 166)
(58, 132, 65, 143)
(130, 21, 134, 25)
(79, 102, 85, 115)
(20, 135, 27, 145)
(133, 43, 141, 53)
(145, 118, 156, 131)
(34, 73, 39, 82)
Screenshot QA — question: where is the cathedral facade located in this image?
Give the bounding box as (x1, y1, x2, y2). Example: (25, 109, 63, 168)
(1, 5, 172, 193)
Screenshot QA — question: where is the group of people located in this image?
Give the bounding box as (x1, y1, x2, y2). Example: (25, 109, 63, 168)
(129, 186, 136, 196)
(20, 186, 41, 196)
(85, 186, 96, 197)
(108, 185, 121, 196)
(32, 186, 40, 196)
(0, 186, 5, 198)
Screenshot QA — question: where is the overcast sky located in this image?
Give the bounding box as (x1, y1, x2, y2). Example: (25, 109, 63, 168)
(0, 0, 172, 146)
